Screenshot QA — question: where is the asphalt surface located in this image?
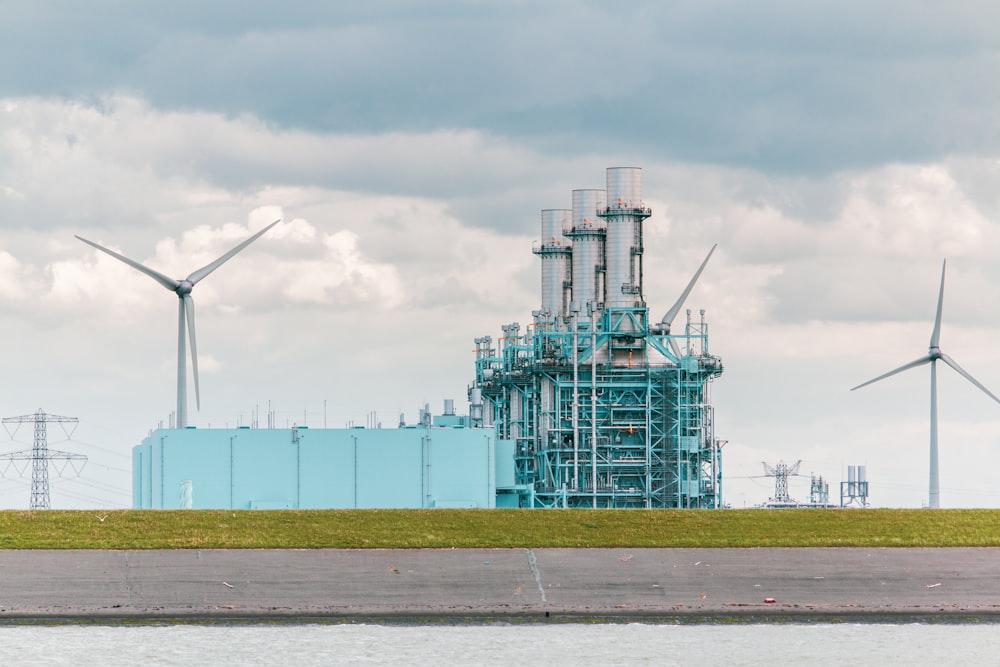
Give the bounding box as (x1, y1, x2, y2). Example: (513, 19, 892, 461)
(2, 548, 1000, 623)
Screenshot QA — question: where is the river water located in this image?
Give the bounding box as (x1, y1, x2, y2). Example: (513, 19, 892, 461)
(1, 622, 997, 666)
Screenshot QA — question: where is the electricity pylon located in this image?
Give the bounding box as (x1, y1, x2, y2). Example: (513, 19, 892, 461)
(1, 409, 86, 509)
(762, 460, 802, 504)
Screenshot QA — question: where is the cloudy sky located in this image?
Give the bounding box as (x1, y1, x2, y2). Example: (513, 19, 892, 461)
(2, 1, 1000, 509)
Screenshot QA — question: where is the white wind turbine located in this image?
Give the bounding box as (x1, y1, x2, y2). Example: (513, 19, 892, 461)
(651, 244, 718, 357)
(77, 219, 280, 428)
(851, 259, 1000, 508)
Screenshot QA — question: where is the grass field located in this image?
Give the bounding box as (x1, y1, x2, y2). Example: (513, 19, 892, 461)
(2, 508, 999, 549)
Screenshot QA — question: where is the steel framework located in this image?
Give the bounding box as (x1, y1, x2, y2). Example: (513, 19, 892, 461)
(840, 464, 870, 507)
(472, 167, 724, 508)
(1, 409, 86, 509)
(761, 460, 801, 505)
(474, 307, 723, 508)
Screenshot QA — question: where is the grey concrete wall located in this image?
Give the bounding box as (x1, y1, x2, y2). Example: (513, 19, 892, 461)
(2, 548, 1000, 623)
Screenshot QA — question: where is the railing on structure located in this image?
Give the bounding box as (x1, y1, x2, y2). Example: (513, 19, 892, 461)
(473, 308, 724, 509)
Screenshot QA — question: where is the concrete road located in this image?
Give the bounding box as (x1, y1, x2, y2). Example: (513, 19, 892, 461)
(2, 548, 999, 622)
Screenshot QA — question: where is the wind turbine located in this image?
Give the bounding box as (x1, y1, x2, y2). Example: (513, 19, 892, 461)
(76, 219, 280, 428)
(851, 259, 1000, 508)
(651, 244, 717, 357)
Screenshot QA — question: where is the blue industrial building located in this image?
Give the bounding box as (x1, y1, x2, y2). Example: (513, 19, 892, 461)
(133, 417, 515, 509)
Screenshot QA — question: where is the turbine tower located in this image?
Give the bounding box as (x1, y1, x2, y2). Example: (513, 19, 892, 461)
(77, 219, 280, 428)
(851, 259, 1000, 508)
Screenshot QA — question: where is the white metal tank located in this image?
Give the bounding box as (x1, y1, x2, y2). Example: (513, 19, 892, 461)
(536, 209, 572, 325)
(566, 189, 606, 325)
(607, 166, 643, 204)
(541, 208, 571, 242)
(469, 387, 484, 427)
(602, 167, 649, 309)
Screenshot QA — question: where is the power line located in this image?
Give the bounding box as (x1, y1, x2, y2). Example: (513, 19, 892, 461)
(59, 436, 133, 460)
(61, 476, 130, 498)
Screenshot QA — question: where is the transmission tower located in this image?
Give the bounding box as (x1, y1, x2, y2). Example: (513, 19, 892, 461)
(762, 460, 802, 504)
(1, 409, 86, 509)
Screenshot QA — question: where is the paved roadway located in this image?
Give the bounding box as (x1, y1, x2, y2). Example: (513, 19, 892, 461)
(2, 548, 999, 623)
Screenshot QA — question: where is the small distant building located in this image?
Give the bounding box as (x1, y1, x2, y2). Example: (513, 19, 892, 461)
(133, 422, 515, 509)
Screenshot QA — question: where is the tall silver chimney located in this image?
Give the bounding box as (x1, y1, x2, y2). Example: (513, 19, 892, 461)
(534, 209, 573, 327)
(565, 188, 606, 326)
(601, 167, 650, 310)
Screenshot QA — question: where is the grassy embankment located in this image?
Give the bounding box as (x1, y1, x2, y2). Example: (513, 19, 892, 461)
(2, 508, 1000, 549)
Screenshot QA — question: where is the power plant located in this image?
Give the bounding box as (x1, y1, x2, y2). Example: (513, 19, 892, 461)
(22, 167, 973, 510)
(471, 167, 725, 508)
(54, 167, 936, 511)
(124, 167, 729, 510)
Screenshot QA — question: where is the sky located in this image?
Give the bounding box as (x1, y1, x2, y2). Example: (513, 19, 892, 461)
(2, 1, 1000, 509)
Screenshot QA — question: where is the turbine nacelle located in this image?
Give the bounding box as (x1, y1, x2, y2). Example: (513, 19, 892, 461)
(176, 281, 194, 297)
(650, 323, 672, 335)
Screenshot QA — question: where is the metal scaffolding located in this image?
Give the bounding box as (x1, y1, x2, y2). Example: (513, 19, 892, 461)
(474, 308, 723, 508)
(472, 167, 725, 508)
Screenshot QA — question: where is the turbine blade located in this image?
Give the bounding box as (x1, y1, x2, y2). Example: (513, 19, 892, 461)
(185, 295, 201, 411)
(939, 352, 1000, 404)
(660, 244, 717, 328)
(76, 235, 180, 292)
(930, 259, 946, 348)
(667, 337, 682, 359)
(850, 355, 934, 391)
(186, 219, 280, 285)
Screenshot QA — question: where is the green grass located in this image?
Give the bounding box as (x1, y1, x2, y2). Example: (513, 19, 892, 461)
(2, 508, 1000, 549)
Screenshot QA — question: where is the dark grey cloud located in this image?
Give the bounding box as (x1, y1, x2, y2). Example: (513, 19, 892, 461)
(2, 2, 998, 175)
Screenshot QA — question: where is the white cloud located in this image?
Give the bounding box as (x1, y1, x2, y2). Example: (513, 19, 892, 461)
(0, 250, 33, 301)
(837, 164, 992, 258)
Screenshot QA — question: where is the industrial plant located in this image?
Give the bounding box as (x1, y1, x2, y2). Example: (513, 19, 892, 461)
(20, 167, 908, 510)
(125, 166, 729, 510)
(23, 167, 987, 511)
(470, 166, 725, 508)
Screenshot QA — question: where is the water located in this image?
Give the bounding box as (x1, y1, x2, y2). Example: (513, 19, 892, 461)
(1, 623, 997, 666)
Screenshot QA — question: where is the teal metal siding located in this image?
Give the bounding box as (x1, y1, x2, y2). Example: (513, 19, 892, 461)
(356, 432, 424, 508)
(298, 430, 356, 508)
(132, 426, 510, 509)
